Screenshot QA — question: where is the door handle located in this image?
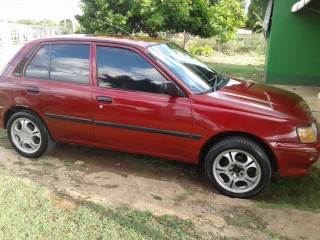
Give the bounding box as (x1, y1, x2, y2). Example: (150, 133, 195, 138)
(26, 86, 40, 94)
(97, 96, 112, 103)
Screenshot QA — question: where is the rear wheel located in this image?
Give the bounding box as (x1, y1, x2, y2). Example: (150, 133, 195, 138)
(205, 137, 271, 198)
(7, 111, 54, 158)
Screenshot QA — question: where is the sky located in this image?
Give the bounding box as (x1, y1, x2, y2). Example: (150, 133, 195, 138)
(0, 0, 82, 21)
(0, 0, 251, 22)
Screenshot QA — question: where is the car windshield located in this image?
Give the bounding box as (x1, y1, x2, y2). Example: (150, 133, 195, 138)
(148, 43, 228, 94)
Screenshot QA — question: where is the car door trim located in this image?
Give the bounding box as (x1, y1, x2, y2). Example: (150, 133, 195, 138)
(94, 120, 202, 139)
(45, 113, 201, 139)
(45, 113, 93, 124)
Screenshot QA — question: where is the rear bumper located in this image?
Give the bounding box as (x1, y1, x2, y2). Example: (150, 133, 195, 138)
(269, 142, 320, 176)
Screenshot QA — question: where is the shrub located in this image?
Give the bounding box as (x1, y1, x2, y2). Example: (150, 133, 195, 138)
(170, 33, 265, 56)
(189, 44, 215, 56)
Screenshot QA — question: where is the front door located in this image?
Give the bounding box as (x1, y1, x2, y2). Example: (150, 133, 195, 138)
(92, 45, 193, 160)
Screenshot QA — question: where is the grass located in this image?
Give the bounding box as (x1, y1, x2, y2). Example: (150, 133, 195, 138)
(42, 161, 56, 168)
(206, 63, 264, 83)
(254, 167, 320, 212)
(200, 54, 265, 83)
(0, 128, 12, 149)
(227, 208, 266, 230)
(264, 229, 286, 239)
(174, 190, 196, 206)
(0, 174, 203, 239)
(0, 128, 6, 140)
(151, 194, 163, 201)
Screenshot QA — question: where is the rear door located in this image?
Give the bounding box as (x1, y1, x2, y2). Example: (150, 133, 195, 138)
(92, 44, 194, 160)
(19, 42, 94, 143)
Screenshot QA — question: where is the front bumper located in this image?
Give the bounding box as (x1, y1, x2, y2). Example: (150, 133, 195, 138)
(269, 142, 320, 176)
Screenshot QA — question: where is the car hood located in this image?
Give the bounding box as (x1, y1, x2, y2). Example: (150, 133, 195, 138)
(204, 78, 314, 123)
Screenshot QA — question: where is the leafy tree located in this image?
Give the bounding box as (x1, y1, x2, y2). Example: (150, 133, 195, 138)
(17, 19, 39, 26)
(38, 19, 60, 27)
(16, 19, 60, 27)
(247, 0, 269, 31)
(76, 0, 246, 42)
(211, 0, 247, 43)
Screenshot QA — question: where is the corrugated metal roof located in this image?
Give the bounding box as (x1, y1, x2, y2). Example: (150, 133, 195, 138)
(292, 0, 320, 13)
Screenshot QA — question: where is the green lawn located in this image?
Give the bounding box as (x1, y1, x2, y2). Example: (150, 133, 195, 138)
(0, 174, 202, 240)
(200, 54, 265, 83)
(254, 167, 320, 212)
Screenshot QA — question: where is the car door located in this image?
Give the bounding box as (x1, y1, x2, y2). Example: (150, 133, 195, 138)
(18, 42, 94, 142)
(92, 44, 194, 160)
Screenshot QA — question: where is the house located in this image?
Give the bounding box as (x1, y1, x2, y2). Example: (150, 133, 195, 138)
(264, 0, 320, 86)
(0, 22, 61, 48)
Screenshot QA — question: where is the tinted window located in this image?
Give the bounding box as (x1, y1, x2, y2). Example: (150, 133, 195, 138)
(25, 44, 50, 79)
(13, 43, 41, 77)
(25, 44, 90, 85)
(97, 46, 167, 94)
(50, 44, 90, 84)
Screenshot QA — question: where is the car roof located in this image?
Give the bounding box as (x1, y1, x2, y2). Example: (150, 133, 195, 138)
(30, 34, 169, 48)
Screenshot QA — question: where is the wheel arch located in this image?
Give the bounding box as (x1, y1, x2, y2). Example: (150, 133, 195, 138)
(4, 106, 53, 139)
(198, 131, 278, 171)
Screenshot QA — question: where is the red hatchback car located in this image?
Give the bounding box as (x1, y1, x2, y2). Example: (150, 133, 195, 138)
(0, 35, 319, 198)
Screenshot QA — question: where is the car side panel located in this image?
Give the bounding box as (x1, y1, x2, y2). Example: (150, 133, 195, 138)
(18, 79, 94, 142)
(0, 75, 20, 128)
(92, 88, 195, 161)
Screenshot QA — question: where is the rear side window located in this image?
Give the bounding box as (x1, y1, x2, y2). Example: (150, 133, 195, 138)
(25, 44, 50, 79)
(97, 46, 167, 94)
(25, 44, 90, 85)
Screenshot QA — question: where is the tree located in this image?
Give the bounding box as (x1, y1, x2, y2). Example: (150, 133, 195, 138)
(16, 19, 60, 27)
(17, 19, 39, 26)
(246, 0, 269, 31)
(211, 0, 248, 43)
(76, 0, 246, 42)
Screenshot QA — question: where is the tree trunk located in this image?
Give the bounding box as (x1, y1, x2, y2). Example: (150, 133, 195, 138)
(183, 31, 189, 49)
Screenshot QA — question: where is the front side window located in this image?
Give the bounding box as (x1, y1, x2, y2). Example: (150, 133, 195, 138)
(97, 46, 167, 94)
(25, 44, 90, 85)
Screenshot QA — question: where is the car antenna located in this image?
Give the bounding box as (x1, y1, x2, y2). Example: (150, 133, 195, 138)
(89, 17, 138, 41)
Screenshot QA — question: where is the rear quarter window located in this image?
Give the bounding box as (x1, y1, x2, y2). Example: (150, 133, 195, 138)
(13, 43, 41, 77)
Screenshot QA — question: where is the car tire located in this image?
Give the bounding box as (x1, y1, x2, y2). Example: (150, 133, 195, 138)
(205, 137, 271, 198)
(7, 111, 54, 158)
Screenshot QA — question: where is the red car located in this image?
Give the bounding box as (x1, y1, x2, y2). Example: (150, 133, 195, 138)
(0, 35, 319, 198)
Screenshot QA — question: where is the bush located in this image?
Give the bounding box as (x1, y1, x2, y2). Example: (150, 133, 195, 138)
(169, 33, 265, 56)
(189, 44, 215, 56)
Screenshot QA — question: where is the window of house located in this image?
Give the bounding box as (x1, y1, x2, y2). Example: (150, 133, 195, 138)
(97, 46, 167, 94)
(11, 28, 20, 41)
(25, 44, 90, 85)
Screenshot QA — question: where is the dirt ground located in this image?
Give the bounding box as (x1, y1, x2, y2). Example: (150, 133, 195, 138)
(0, 142, 319, 240)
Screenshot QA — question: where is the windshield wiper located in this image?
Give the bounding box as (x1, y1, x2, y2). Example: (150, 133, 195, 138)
(208, 75, 219, 91)
(196, 73, 230, 95)
(208, 73, 230, 91)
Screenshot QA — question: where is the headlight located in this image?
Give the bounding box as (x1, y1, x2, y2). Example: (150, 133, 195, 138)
(297, 122, 318, 143)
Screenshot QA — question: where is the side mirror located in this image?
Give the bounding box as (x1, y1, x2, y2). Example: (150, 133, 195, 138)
(160, 81, 180, 97)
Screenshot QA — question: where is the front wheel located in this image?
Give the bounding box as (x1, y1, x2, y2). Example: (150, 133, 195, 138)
(205, 137, 271, 198)
(7, 111, 53, 158)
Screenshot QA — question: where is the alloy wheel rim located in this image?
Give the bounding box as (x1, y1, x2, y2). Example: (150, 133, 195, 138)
(212, 149, 261, 194)
(11, 118, 41, 154)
